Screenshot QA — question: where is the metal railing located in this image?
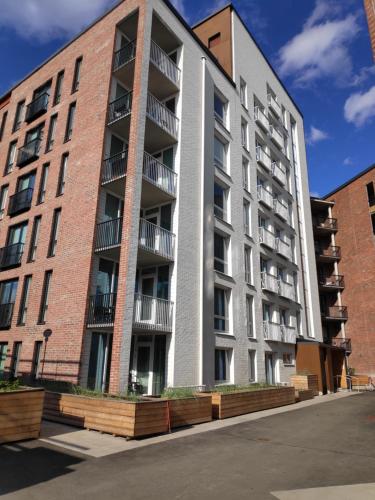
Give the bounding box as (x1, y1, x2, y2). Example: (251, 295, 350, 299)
(0, 243, 24, 269)
(261, 271, 279, 293)
(278, 279, 295, 301)
(146, 93, 179, 138)
(138, 218, 175, 260)
(256, 146, 272, 170)
(319, 275, 345, 288)
(263, 321, 296, 343)
(8, 188, 33, 216)
(113, 40, 136, 71)
(313, 217, 338, 231)
(254, 107, 269, 130)
(269, 124, 284, 149)
(259, 227, 276, 250)
(274, 198, 289, 222)
(133, 293, 173, 331)
(330, 337, 351, 351)
(95, 217, 123, 250)
(150, 40, 180, 86)
(276, 237, 292, 260)
(108, 92, 132, 124)
(101, 150, 128, 185)
(267, 94, 281, 116)
(322, 306, 348, 320)
(16, 138, 42, 167)
(315, 245, 341, 259)
(143, 152, 177, 196)
(87, 293, 116, 326)
(0, 302, 14, 329)
(26, 92, 49, 122)
(280, 324, 297, 344)
(257, 185, 274, 208)
(272, 161, 287, 185)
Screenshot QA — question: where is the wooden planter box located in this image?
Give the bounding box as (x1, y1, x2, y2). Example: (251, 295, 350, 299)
(211, 386, 295, 419)
(0, 387, 44, 444)
(351, 375, 370, 388)
(295, 389, 314, 402)
(44, 392, 212, 438)
(290, 375, 319, 396)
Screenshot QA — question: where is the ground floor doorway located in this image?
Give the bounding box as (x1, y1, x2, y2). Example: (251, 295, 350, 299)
(87, 332, 112, 392)
(129, 334, 166, 395)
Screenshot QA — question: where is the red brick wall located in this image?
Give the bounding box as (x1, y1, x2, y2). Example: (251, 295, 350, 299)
(364, 0, 375, 61)
(326, 167, 375, 375)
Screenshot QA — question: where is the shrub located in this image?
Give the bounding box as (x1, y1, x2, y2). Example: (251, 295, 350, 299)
(0, 379, 21, 392)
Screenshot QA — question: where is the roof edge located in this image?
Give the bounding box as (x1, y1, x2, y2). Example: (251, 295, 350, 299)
(324, 163, 375, 199)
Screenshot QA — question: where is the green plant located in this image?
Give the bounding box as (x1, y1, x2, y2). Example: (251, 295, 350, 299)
(295, 370, 313, 376)
(211, 383, 274, 393)
(348, 367, 356, 376)
(0, 379, 21, 392)
(161, 387, 197, 399)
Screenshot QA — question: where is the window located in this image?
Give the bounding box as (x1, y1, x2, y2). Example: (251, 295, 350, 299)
(13, 100, 25, 132)
(243, 200, 250, 235)
(38, 270, 52, 324)
(246, 295, 254, 338)
(48, 208, 61, 257)
(0, 185, 8, 219)
(293, 272, 299, 302)
(72, 57, 83, 93)
(208, 32, 221, 48)
(244, 246, 252, 284)
(37, 163, 49, 204)
(248, 350, 256, 382)
(296, 311, 301, 336)
(214, 232, 229, 274)
(214, 287, 229, 332)
(214, 182, 227, 221)
(64, 101, 76, 141)
(5, 140, 17, 175)
(31, 341, 43, 379)
(214, 136, 227, 171)
(28, 216, 41, 262)
(10, 342, 22, 378)
(283, 353, 294, 366)
(242, 158, 249, 191)
(215, 348, 231, 383)
(366, 182, 375, 207)
(25, 123, 44, 145)
(371, 213, 375, 235)
(57, 153, 68, 196)
(241, 119, 248, 149)
(214, 93, 226, 124)
(0, 111, 7, 141)
(7, 221, 28, 248)
(45, 114, 58, 152)
(240, 78, 247, 108)
(17, 275, 32, 326)
(53, 70, 64, 105)
(0, 342, 8, 377)
(0, 279, 17, 328)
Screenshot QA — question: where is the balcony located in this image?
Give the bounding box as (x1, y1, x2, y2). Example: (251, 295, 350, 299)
(272, 161, 287, 186)
(113, 40, 136, 88)
(261, 271, 279, 293)
(256, 146, 272, 171)
(107, 92, 132, 137)
(257, 185, 274, 209)
(267, 94, 281, 117)
(254, 107, 269, 131)
(145, 93, 179, 150)
(25, 92, 49, 123)
(149, 40, 180, 99)
(274, 198, 289, 222)
(276, 237, 292, 261)
(0, 243, 24, 269)
(8, 188, 33, 217)
(259, 227, 276, 250)
(87, 293, 116, 327)
(278, 279, 295, 301)
(138, 218, 175, 264)
(263, 321, 296, 344)
(94, 217, 122, 259)
(101, 150, 128, 195)
(0, 303, 14, 329)
(319, 275, 345, 290)
(269, 124, 284, 150)
(315, 245, 341, 262)
(16, 138, 42, 168)
(321, 306, 348, 321)
(329, 337, 351, 352)
(142, 152, 177, 206)
(133, 293, 173, 332)
(313, 217, 338, 232)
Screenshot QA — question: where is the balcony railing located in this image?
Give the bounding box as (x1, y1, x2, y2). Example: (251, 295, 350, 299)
(150, 40, 180, 86)
(254, 107, 269, 131)
(278, 279, 295, 301)
(16, 138, 42, 167)
(276, 237, 292, 261)
(322, 306, 348, 320)
(274, 198, 289, 222)
(269, 124, 284, 150)
(87, 293, 116, 326)
(257, 185, 274, 209)
(272, 161, 287, 185)
(95, 217, 122, 251)
(330, 337, 351, 351)
(108, 92, 132, 124)
(143, 152, 177, 197)
(319, 275, 345, 288)
(25, 92, 49, 123)
(138, 218, 175, 260)
(259, 227, 275, 250)
(8, 188, 34, 216)
(0, 243, 24, 269)
(113, 40, 136, 71)
(146, 93, 179, 138)
(256, 146, 272, 171)
(263, 321, 296, 344)
(315, 245, 341, 259)
(261, 271, 279, 293)
(101, 150, 128, 185)
(133, 293, 173, 331)
(313, 217, 338, 231)
(267, 94, 281, 117)
(0, 302, 14, 329)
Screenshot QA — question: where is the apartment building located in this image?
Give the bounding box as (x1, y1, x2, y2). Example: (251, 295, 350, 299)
(364, 0, 375, 60)
(0, 1, 322, 395)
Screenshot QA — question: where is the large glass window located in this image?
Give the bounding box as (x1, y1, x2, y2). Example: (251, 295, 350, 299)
(243, 200, 250, 235)
(64, 101, 76, 141)
(10, 342, 22, 378)
(57, 153, 68, 196)
(214, 287, 229, 332)
(13, 100, 25, 132)
(244, 246, 252, 284)
(53, 70, 64, 105)
(246, 295, 254, 338)
(214, 183, 227, 221)
(215, 348, 232, 383)
(17, 275, 32, 326)
(45, 114, 58, 152)
(28, 216, 41, 262)
(248, 350, 256, 382)
(72, 57, 83, 93)
(47, 208, 61, 257)
(214, 136, 226, 171)
(0, 185, 9, 219)
(214, 232, 228, 274)
(5, 141, 17, 175)
(38, 270, 52, 324)
(214, 93, 226, 124)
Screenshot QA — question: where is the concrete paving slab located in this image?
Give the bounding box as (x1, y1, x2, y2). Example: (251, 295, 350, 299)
(272, 483, 375, 499)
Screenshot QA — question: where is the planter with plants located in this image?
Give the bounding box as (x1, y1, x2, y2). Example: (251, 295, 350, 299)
(290, 372, 319, 396)
(0, 380, 45, 444)
(210, 384, 296, 419)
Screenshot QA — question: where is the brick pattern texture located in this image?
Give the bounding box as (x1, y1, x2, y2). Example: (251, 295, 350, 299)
(364, 0, 375, 61)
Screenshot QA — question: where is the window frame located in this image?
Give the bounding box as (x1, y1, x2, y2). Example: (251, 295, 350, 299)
(53, 70, 65, 105)
(248, 349, 256, 382)
(64, 101, 76, 142)
(37, 163, 49, 204)
(27, 215, 42, 263)
(215, 348, 232, 384)
(56, 152, 68, 196)
(214, 231, 229, 275)
(214, 286, 230, 333)
(13, 100, 25, 133)
(47, 208, 62, 257)
(17, 274, 32, 326)
(0, 111, 8, 142)
(71, 57, 83, 93)
(45, 113, 58, 152)
(38, 270, 53, 324)
(246, 295, 255, 338)
(0, 184, 9, 220)
(5, 140, 17, 175)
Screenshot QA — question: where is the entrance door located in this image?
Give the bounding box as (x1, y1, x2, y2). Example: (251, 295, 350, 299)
(136, 343, 151, 395)
(132, 336, 166, 395)
(265, 352, 275, 385)
(87, 333, 112, 392)
(140, 274, 156, 323)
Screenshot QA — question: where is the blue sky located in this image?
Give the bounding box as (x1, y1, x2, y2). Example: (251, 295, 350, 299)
(0, 0, 374, 196)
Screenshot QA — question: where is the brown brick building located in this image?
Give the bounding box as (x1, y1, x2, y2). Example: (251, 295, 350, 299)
(364, 0, 375, 60)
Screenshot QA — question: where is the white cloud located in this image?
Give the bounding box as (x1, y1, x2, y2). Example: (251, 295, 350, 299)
(307, 126, 329, 145)
(343, 157, 353, 166)
(310, 191, 321, 198)
(344, 85, 375, 127)
(0, 0, 118, 41)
